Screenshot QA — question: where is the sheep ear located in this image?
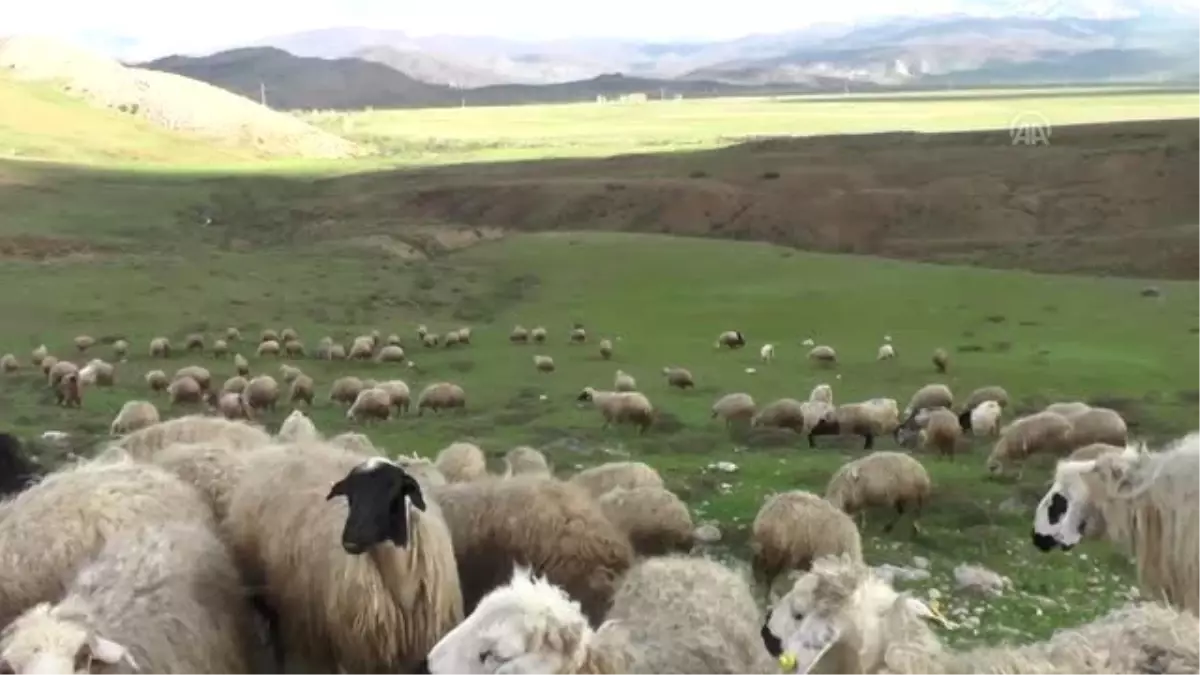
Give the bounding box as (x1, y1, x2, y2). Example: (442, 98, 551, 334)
(401, 473, 426, 512)
(89, 635, 135, 668)
(326, 478, 349, 501)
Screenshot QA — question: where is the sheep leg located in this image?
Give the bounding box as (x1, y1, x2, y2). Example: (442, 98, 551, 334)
(862, 434, 874, 450)
(883, 502, 906, 534)
(250, 592, 286, 673)
(807, 432, 818, 449)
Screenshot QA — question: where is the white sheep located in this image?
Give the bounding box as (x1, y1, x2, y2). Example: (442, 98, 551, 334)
(576, 387, 654, 434)
(968, 400, 1003, 436)
(613, 369, 637, 392)
(375, 379, 411, 414)
(807, 345, 837, 366)
(436, 442, 488, 483)
(760, 343, 775, 362)
(751, 398, 808, 434)
(714, 330, 747, 349)
(808, 399, 900, 450)
(502, 446, 550, 478)
(917, 407, 962, 457)
(931, 347, 949, 373)
(241, 374, 279, 415)
(662, 366, 694, 389)
(347, 387, 393, 423)
(825, 451, 931, 534)
(417, 382, 467, 415)
(877, 343, 895, 360)
(109, 399, 160, 435)
(598, 338, 614, 360)
(750, 490, 863, 603)
(78, 358, 115, 386)
(533, 355, 555, 373)
(145, 369, 169, 392)
(901, 383, 953, 422)
(986, 410, 1074, 476)
(809, 383, 833, 405)
(1064, 406, 1128, 448)
(277, 409, 319, 442)
(711, 392, 757, 429)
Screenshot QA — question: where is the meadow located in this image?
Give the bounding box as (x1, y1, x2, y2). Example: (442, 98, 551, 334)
(0, 80, 1197, 648)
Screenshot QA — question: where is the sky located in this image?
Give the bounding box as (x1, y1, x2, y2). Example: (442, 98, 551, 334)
(6, 0, 1200, 59)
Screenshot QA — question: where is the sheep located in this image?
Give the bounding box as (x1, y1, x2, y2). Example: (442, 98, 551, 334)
(530, 326, 547, 343)
(431, 475, 634, 625)
(174, 365, 211, 391)
(613, 369, 637, 392)
(568, 460, 664, 500)
(418, 332, 439, 348)
(279, 363, 302, 383)
(283, 339, 305, 358)
(714, 330, 746, 349)
(966, 399, 1003, 436)
(762, 554, 1199, 674)
(533, 355, 556, 373)
(218, 375, 245, 395)
(662, 366, 695, 390)
(599, 338, 613, 360)
(38, 355, 57, 377)
(149, 336, 171, 358)
(347, 387, 393, 423)
(809, 383, 834, 405)
(510, 325, 530, 343)
(962, 385, 1011, 413)
(73, 334, 94, 353)
(1033, 432, 1199, 615)
(30, 344, 47, 367)
(375, 379, 411, 414)
(0, 458, 216, 629)
(1065, 406, 1128, 448)
(241, 375, 279, 415)
(256, 339, 281, 357)
(225, 326, 241, 342)
(576, 387, 654, 434)
(826, 451, 931, 534)
(1045, 400, 1091, 418)
(877, 343, 895, 360)
(109, 400, 159, 435)
(502, 446, 550, 478)
(184, 332, 205, 352)
(349, 337, 374, 360)
(212, 338, 228, 358)
(597, 486, 694, 557)
(435, 442, 488, 483)
(280, 327, 299, 343)
(417, 382, 467, 416)
(986, 410, 1074, 476)
(145, 369, 169, 392)
(456, 327, 472, 344)
(0, 434, 42, 498)
(384, 333, 402, 347)
(751, 398, 808, 434)
(760, 343, 775, 362)
(316, 336, 336, 358)
(47, 359, 77, 387)
(329, 376, 365, 406)
(931, 347, 949, 373)
(711, 392, 757, 429)
(444, 331, 461, 348)
(331, 432, 379, 456)
(259, 329, 279, 344)
(1068, 442, 1124, 461)
(328, 343, 347, 360)
(277, 409, 320, 442)
(0, 521, 257, 674)
(289, 373, 315, 407)
(901, 383, 953, 422)
(917, 407, 962, 457)
(114, 415, 270, 461)
(227, 447, 463, 672)
(212, 391, 251, 420)
(234, 353, 250, 376)
(55, 372, 81, 408)
(808, 399, 900, 450)
(378, 344, 406, 363)
(1, 354, 18, 373)
(112, 338, 128, 361)
(808, 345, 837, 366)
(750, 490, 863, 602)
(569, 327, 586, 344)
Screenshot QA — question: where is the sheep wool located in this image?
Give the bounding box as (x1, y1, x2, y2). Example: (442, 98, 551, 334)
(750, 490, 863, 602)
(825, 451, 931, 533)
(435, 442, 488, 483)
(330, 376, 366, 405)
(986, 411, 1074, 474)
(711, 392, 757, 428)
(568, 461, 664, 499)
(662, 366, 695, 390)
(277, 409, 320, 442)
(109, 400, 160, 436)
(115, 415, 271, 461)
(597, 486, 695, 557)
(347, 387, 393, 422)
(577, 387, 653, 434)
(417, 382, 467, 415)
(502, 446, 551, 478)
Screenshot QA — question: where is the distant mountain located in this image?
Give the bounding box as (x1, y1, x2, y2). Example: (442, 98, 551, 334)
(352, 45, 508, 88)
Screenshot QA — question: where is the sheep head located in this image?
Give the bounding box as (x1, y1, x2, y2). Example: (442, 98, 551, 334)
(327, 457, 426, 554)
(0, 603, 138, 674)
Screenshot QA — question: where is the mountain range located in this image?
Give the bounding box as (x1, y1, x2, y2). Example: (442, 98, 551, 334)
(131, 0, 1198, 109)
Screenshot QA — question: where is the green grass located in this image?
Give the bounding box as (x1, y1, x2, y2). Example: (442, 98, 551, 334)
(2, 232, 1196, 646)
(302, 87, 1200, 163)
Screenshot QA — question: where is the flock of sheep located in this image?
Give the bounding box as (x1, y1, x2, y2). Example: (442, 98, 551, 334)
(0, 324, 1196, 674)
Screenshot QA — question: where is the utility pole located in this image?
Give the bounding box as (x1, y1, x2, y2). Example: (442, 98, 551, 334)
(260, 81, 267, 107)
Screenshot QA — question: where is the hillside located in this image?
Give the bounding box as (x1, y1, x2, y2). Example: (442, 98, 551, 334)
(352, 45, 511, 88)
(0, 35, 360, 160)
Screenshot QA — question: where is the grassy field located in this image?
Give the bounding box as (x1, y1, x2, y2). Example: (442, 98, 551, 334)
(0, 82, 1197, 650)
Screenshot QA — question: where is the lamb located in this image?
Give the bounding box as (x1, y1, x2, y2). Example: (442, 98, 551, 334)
(762, 554, 1199, 674)
(510, 325, 530, 343)
(1033, 432, 1199, 615)
(808, 345, 837, 366)
(112, 338, 128, 360)
(662, 366, 694, 390)
(931, 347, 949, 373)
(576, 387, 654, 434)
(174, 365, 211, 391)
(375, 379, 411, 414)
(378, 344, 406, 362)
(711, 392, 757, 429)
(0, 458, 216, 628)
(417, 382, 467, 415)
(114, 415, 271, 461)
(502, 446, 550, 478)
(234, 353, 250, 376)
(0, 521, 258, 674)
(289, 373, 315, 407)
(436, 442, 488, 483)
(425, 557, 777, 674)
(877, 343, 895, 360)
(613, 369, 636, 392)
(277, 409, 320, 442)
(986, 410, 1074, 475)
(226, 447, 463, 672)
(761, 343, 775, 362)
(917, 407, 962, 457)
(714, 330, 746, 349)
(241, 374, 279, 415)
(55, 372, 81, 408)
(431, 475, 634, 625)
(597, 486, 695, 557)
(257, 339, 281, 357)
(531, 326, 548, 344)
(145, 369, 169, 392)
(347, 387, 393, 423)
(0, 434, 41, 498)
(185, 332, 205, 352)
(149, 337, 171, 358)
(109, 400, 159, 435)
(568, 461, 663, 499)
(329, 376, 365, 405)
(1064, 406, 1128, 448)
(212, 338, 228, 358)
(750, 490, 863, 602)
(751, 398, 808, 434)
(72, 335, 94, 353)
(598, 338, 613, 360)
(825, 452, 931, 534)
(967, 400, 1004, 437)
(808, 399, 901, 450)
(533, 355, 556, 373)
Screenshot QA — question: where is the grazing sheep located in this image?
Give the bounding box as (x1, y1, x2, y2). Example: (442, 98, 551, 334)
(0, 521, 257, 674)
(968, 400, 1004, 437)
(234, 353, 250, 376)
(1065, 406, 1128, 448)
(444, 331, 462, 348)
(38, 355, 57, 377)
(456, 327, 472, 344)
(0, 458, 216, 629)
(241, 375, 279, 415)
(761, 343, 775, 362)
(510, 325, 530, 343)
(211, 391, 250, 420)
(1045, 401, 1091, 418)
(279, 364, 302, 383)
(30, 344, 47, 367)
(0, 434, 41, 498)
(284, 339, 306, 358)
(569, 460, 664, 500)
(256, 339, 281, 357)
(109, 400, 160, 435)
(171, 366, 210, 392)
(227, 446, 463, 672)
(826, 451, 931, 534)
(375, 380, 411, 414)
(531, 326, 548, 344)
(432, 476, 634, 625)
(47, 360, 77, 387)
(218, 375, 245, 396)
(810, 383, 834, 405)
(212, 338, 228, 358)
(0, 354, 18, 373)
(378, 344, 406, 363)
(277, 409, 320, 442)
(986, 411, 1074, 475)
(808, 345, 837, 366)
(347, 387, 392, 423)
(576, 387, 654, 434)
(289, 373, 315, 407)
(961, 385, 1011, 417)
(809, 399, 901, 450)
(78, 358, 115, 386)
(225, 327, 241, 342)
(762, 554, 1199, 674)
(613, 369, 637, 392)
(918, 407, 962, 457)
(877, 343, 896, 360)
(349, 337, 374, 360)
(533, 355, 556, 373)
(417, 382, 467, 416)
(436, 442, 488, 483)
(931, 347, 949, 373)
(145, 369, 169, 392)
(750, 491, 863, 602)
(711, 392, 757, 429)
(73, 335, 94, 353)
(597, 486, 694, 557)
(149, 337, 171, 359)
(662, 366, 695, 390)
(328, 343, 347, 360)
(502, 446, 550, 478)
(714, 330, 746, 350)
(183, 332, 205, 352)
(329, 376, 365, 406)
(902, 383, 954, 422)
(569, 327, 586, 344)
(55, 372, 81, 408)
(114, 415, 270, 461)
(279, 327, 298, 343)
(112, 339, 128, 361)
(751, 398, 809, 434)
(384, 333, 402, 347)
(259, 329, 279, 344)
(598, 338, 613, 360)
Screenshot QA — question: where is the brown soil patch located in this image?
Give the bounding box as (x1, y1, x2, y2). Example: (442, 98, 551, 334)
(281, 118, 1199, 279)
(0, 235, 106, 261)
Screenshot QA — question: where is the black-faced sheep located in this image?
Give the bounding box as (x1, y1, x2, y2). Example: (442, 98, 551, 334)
(417, 382, 467, 415)
(431, 475, 634, 626)
(750, 491, 863, 602)
(662, 366, 695, 389)
(714, 330, 746, 349)
(436, 442, 488, 482)
(576, 387, 653, 434)
(986, 411, 1074, 476)
(109, 399, 160, 435)
(825, 451, 931, 534)
(959, 385, 1010, 433)
(712, 392, 757, 429)
(597, 485, 694, 557)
